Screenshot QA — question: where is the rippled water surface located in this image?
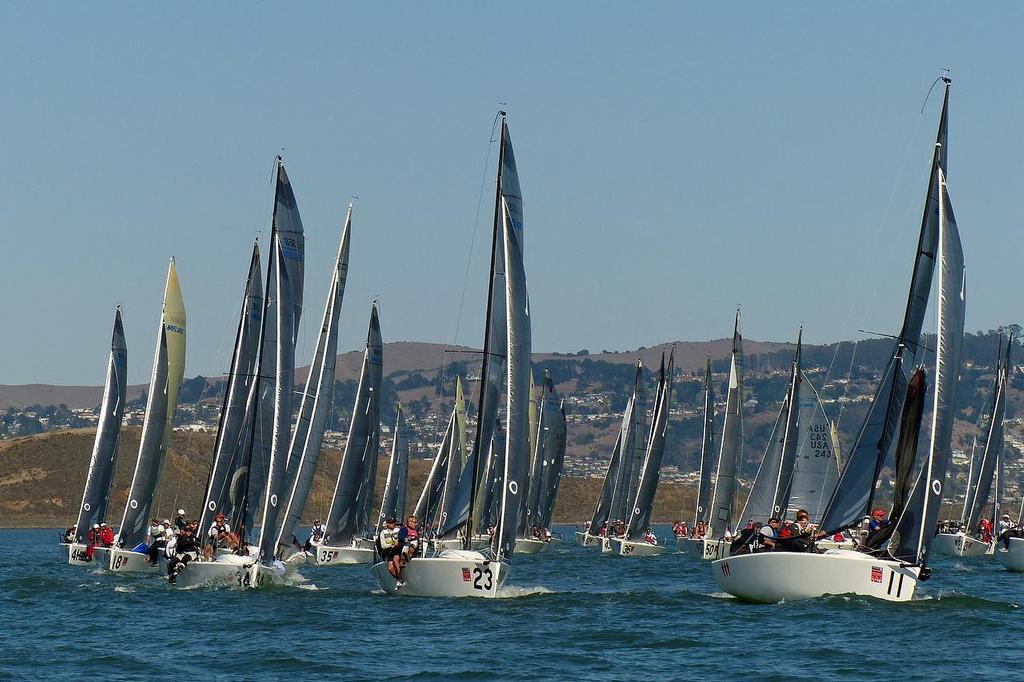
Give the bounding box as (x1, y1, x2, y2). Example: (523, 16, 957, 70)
(4, 526, 1022, 680)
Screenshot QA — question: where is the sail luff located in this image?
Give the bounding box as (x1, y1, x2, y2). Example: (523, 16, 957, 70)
(198, 244, 263, 537)
(820, 79, 949, 533)
(539, 399, 567, 529)
(693, 356, 715, 527)
(707, 311, 744, 536)
(255, 161, 306, 564)
(376, 405, 410, 533)
(74, 308, 128, 539)
(771, 332, 803, 519)
(322, 304, 382, 545)
(275, 207, 351, 551)
(625, 349, 675, 540)
(415, 411, 454, 529)
(116, 260, 185, 548)
(963, 344, 1008, 532)
(493, 191, 531, 564)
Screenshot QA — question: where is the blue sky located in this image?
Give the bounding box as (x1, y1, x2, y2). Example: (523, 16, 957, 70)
(3, 3, 1022, 384)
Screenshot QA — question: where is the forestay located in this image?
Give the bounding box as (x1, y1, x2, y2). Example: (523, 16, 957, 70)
(820, 78, 949, 534)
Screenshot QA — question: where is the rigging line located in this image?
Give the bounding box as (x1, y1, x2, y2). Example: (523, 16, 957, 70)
(451, 112, 503, 354)
(826, 88, 931, 390)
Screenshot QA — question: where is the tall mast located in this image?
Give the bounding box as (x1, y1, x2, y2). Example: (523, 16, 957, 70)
(236, 157, 282, 543)
(466, 112, 507, 543)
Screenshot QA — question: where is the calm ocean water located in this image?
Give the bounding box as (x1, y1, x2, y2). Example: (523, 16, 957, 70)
(3, 526, 1021, 681)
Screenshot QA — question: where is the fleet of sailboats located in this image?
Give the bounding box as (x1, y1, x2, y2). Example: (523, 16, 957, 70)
(57, 80, 1016, 603)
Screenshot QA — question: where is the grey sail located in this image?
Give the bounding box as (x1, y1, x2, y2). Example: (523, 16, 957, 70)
(588, 429, 623, 531)
(275, 208, 351, 551)
(414, 411, 454, 528)
(692, 356, 715, 527)
(436, 406, 466, 535)
(465, 117, 518, 542)
(74, 307, 128, 540)
(493, 189, 531, 563)
(486, 421, 506, 530)
(784, 374, 841, 524)
(520, 374, 547, 535)
(526, 373, 563, 530)
(354, 413, 382, 536)
(376, 405, 410, 533)
(323, 304, 383, 545)
(608, 363, 644, 524)
(962, 339, 1009, 533)
(740, 332, 802, 524)
(821, 78, 949, 534)
(890, 166, 965, 565)
(117, 329, 169, 548)
(254, 160, 307, 565)
(707, 311, 744, 536)
(865, 367, 928, 551)
(198, 243, 263, 538)
(625, 349, 675, 541)
(538, 399, 567, 529)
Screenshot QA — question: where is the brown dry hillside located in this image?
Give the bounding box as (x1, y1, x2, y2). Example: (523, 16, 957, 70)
(0, 428, 699, 528)
(0, 338, 788, 410)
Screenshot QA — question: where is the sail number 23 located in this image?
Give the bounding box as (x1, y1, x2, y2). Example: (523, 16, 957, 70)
(472, 566, 493, 591)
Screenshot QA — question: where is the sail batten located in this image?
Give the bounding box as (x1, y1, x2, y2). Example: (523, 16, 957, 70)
(625, 349, 675, 540)
(692, 356, 715, 527)
(707, 312, 744, 537)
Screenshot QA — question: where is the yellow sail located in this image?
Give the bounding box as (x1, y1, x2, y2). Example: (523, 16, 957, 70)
(455, 375, 467, 463)
(160, 258, 187, 451)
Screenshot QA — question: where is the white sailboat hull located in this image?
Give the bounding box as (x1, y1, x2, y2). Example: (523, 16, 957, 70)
(576, 532, 602, 547)
(108, 548, 161, 573)
(370, 549, 508, 598)
(609, 538, 663, 557)
(712, 549, 920, 603)
(513, 538, 549, 554)
(1000, 537, 1024, 571)
(173, 554, 254, 588)
(932, 532, 993, 558)
(316, 543, 375, 565)
(600, 537, 614, 554)
(677, 537, 731, 560)
(67, 544, 111, 566)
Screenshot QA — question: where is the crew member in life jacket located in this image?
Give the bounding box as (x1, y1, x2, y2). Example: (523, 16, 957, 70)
(308, 520, 326, 550)
(63, 525, 77, 544)
(174, 509, 188, 531)
(85, 524, 101, 560)
(643, 529, 658, 546)
(394, 515, 420, 588)
(147, 524, 168, 566)
(205, 513, 238, 558)
(99, 523, 115, 547)
(376, 518, 401, 571)
(167, 525, 200, 584)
